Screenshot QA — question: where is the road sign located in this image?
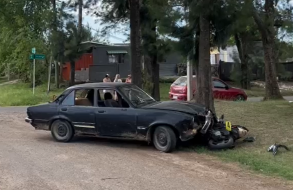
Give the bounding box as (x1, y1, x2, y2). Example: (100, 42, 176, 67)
(30, 54, 45, 60)
(32, 47, 36, 54)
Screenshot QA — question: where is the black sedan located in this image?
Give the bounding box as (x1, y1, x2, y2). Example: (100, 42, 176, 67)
(25, 82, 248, 152)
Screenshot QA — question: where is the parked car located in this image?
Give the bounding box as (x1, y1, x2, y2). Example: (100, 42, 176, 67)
(25, 83, 248, 153)
(169, 76, 247, 101)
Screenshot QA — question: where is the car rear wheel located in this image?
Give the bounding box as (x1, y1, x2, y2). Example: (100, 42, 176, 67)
(51, 120, 74, 142)
(153, 126, 177, 153)
(234, 95, 245, 101)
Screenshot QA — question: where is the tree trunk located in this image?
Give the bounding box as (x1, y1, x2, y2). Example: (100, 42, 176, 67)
(78, 0, 83, 34)
(70, 60, 75, 86)
(252, 0, 282, 100)
(54, 61, 59, 88)
(51, 0, 60, 88)
(151, 54, 160, 101)
(235, 33, 250, 89)
(195, 13, 215, 112)
(130, 0, 142, 88)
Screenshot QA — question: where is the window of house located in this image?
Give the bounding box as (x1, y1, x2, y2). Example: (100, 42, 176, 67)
(118, 54, 125, 63)
(108, 54, 125, 64)
(108, 54, 117, 63)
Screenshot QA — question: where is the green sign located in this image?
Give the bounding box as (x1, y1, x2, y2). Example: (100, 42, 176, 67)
(32, 47, 36, 54)
(30, 54, 45, 60)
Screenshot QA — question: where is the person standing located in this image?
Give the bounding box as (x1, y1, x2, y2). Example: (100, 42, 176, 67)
(125, 74, 132, 83)
(103, 74, 111, 94)
(114, 74, 122, 83)
(103, 74, 111, 82)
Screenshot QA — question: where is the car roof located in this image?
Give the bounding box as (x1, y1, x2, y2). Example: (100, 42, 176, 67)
(179, 76, 219, 80)
(67, 82, 132, 90)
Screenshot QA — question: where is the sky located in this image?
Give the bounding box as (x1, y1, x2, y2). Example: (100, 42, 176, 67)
(80, 13, 129, 44)
(61, 0, 129, 44)
(67, 0, 293, 44)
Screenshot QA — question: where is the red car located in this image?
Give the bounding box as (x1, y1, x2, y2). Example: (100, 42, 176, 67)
(169, 76, 247, 101)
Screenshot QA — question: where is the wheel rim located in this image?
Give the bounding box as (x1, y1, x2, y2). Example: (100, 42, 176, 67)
(57, 124, 68, 137)
(156, 130, 168, 147)
(235, 95, 244, 101)
(53, 122, 69, 139)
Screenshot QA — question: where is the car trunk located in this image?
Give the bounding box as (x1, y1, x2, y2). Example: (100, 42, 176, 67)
(170, 84, 186, 94)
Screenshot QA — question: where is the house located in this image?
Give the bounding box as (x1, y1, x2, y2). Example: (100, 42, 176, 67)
(62, 41, 184, 82)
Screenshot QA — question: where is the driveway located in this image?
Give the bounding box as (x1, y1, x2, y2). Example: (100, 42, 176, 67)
(0, 110, 292, 190)
(247, 96, 293, 102)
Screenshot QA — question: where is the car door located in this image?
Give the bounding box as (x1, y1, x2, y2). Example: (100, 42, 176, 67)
(59, 88, 97, 134)
(95, 88, 137, 138)
(212, 79, 229, 100)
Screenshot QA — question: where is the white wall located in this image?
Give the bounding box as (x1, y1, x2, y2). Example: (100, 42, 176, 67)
(219, 45, 239, 63)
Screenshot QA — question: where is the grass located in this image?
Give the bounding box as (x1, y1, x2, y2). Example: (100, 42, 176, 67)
(190, 100, 293, 180)
(160, 82, 171, 101)
(226, 82, 293, 97)
(0, 83, 64, 106)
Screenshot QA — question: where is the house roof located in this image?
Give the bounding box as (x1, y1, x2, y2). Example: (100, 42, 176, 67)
(107, 50, 128, 54)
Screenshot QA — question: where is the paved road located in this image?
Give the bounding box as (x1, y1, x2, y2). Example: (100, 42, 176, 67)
(0, 113, 292, 190)
(247, 96, 293, 102)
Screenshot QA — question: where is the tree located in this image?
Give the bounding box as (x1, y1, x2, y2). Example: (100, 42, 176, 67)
(64, 22, 93, 85)
(129, 0, 143, 88)
(93, 0, 144, 87)
(195, 0, 215, 112)
(141, 0, 172, 100)
(252, 0, 283, 100)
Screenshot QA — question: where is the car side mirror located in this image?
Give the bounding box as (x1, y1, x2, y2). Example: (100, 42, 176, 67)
(225, 86, 229, 90)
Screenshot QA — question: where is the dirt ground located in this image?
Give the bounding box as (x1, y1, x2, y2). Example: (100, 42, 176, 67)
(0, 111, 293, 190)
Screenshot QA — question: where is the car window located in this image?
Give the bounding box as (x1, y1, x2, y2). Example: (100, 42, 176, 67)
(61, 89, 95, 106)
(173, 76, 187, 86)
(213, 80, 226, 88)
(119, 85, 156, 107)
(61, 91, 75, 106)
(97, 89, 129, 108)
(75, 89, 94, 106)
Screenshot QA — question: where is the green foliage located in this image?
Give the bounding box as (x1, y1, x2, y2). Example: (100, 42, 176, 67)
(64, 22, 93, 62)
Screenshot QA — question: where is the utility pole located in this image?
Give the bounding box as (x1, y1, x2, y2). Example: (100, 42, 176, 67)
(186, 6, 193, 101)
(32, 47, 36, 95)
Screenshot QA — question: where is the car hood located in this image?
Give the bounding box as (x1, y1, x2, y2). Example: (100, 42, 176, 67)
(143, 101, 207, 115)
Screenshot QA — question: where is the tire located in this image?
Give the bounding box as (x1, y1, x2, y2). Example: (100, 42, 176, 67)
(153, 126, 177, 153)
(208, 136, 235, 150)
(51, 120, 74, 142)
(234, 95, 245, 101)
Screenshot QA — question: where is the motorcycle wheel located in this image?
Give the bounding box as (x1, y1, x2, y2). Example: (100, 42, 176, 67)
(208, 136, 235, 150)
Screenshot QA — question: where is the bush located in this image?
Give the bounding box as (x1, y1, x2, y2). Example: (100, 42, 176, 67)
(159, 78, 175, 83)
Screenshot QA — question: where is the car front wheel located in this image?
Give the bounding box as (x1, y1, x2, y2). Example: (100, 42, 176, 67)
(51, 120, 74, 142)
(153, 126, 177, 153)
(234, 95, 245, 101)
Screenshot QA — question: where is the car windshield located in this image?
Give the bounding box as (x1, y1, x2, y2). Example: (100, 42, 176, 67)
(173, 76, 187, 86)
(119, 85, 156, 107)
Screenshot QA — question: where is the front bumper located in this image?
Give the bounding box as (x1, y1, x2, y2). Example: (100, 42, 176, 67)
(25, 117, 32, 124)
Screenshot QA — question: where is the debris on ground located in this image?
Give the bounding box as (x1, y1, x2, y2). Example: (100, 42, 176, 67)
(267, 143, 289, 156)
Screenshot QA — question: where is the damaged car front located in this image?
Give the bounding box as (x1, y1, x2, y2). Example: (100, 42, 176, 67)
(143, 100, 249, 150)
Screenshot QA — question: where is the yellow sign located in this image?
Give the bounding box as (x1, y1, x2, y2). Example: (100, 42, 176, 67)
(225, 121, 232, 131)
